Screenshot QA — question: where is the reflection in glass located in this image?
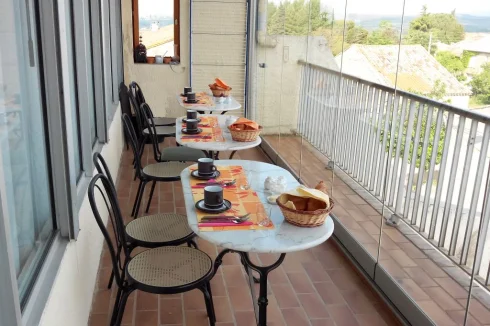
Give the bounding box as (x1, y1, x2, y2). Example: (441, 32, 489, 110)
(0, 0, 54, 306)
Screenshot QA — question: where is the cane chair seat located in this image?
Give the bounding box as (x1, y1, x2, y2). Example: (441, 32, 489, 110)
(142, 161, 189, 179)
(160, 147, 206, 162)
(127, 246, 213, 290)
(143, 125, 175, 136)
(125, 213, 193, 245)
(150, 117, 176, 126)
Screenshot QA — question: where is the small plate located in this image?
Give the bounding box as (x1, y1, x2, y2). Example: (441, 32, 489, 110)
(182, 117, 201, 123)
(181, 128, 202, 135)
(191, 170, 221, 180)
(184, 99, 199, 104)
(195, 199, 232, 213)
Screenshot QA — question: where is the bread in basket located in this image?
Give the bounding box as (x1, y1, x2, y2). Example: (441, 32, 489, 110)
(276, 183, 334, 227)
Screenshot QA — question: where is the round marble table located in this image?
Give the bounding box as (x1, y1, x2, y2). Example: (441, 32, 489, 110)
(176, 94, 242, 115)
(181, 160, 334, 326)
(176, 115, 262, 159)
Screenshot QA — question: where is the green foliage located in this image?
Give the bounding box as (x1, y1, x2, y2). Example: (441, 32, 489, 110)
(267, 0, 329, 35)
(367, 21, 399, 45)
(380, 104, 446, 171)
(408, 79, 451, 103)
(404, 8, 465, 49)
(470, 63, 490, 104)
(435, 50, 474, 81)
(381, 80, 448, 171)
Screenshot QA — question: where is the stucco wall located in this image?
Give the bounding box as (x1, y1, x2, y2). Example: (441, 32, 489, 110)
(121, 0, 189, 118)
(468, 53, 490, 75)
(448, 95, 470, 108)
(39, 109, 124, 326)
(255, 35, 338, 134)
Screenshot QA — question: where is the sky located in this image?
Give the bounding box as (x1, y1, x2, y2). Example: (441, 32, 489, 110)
(269, 0, 490, 16)
(139, 0, 490, 19)
(139, 0, 173, 18)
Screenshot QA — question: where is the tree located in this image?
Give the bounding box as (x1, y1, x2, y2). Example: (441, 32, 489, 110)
(345, 23, 368, 44)
(380, 99, 446, 171)
(405, 8, 464, 49)
(367, 21, 399, 45)
(435, 50, 474, 81)
(471, 63, 490, 104)
(380, 80, 449, 171)
(267, 0, 329, 35)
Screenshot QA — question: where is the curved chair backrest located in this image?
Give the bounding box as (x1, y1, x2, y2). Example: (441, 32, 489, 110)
(88, 173, 129, 289)
(140, 103, 162, 161)
(129, 81, 146, 107)
(128, 89, 145, 137)
(92, 152, 120, 254)
(122, 113, 143, 178)
(93, 152, 115, 187)
(119, 82, 132, 117)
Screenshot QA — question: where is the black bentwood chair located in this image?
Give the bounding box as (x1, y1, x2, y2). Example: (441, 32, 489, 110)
(140, 103, 206, 163)
(122, 113, 189, 218)
(88, 174, 216, 326)
(93, 152, 197, 290)
(128, 90, 175, 162)
(128, 81, 176, 126)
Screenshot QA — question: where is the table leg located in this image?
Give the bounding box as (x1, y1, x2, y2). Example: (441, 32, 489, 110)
(239, 252, 286, 326)
(229, 150, 237, 159)
(214, 151, 220, 160)
(214, 249, 286, 326)
(220, 111, 228, 115)
(197, 110, 205, 114)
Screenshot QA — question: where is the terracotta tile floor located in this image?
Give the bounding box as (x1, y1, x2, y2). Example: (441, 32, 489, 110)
(88, 139, 401, 326)
(263, 135, 490, 326)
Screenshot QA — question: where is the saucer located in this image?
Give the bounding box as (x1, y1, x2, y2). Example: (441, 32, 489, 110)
(182, 117, 201, 123)
(195, 199, 232, 213)
(191, 170, 221, 180)
(184, 99, 199, 104)
(181, 128, 202, 135)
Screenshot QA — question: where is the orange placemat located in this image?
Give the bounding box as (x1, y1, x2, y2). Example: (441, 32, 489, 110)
(181, 92, 213, 107)
(190, 165, 274, 231)
(180, 116, 224, 143)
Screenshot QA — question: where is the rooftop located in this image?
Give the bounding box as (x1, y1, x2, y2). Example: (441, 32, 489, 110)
(336, 44, 472, 96)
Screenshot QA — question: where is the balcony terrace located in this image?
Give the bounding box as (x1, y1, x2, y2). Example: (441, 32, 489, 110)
(88, 143, 401, 326)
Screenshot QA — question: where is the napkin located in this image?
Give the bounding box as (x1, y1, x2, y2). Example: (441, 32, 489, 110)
(284, 186, 330, 208)
(230, 117, 259, 131)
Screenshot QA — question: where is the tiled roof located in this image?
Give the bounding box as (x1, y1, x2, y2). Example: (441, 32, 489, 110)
(337, 44, 472, 96)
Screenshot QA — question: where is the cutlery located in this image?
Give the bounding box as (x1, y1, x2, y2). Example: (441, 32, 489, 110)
(201, 213, 250, 221)
(181, 135, 212, 139)
(198, 221, 254, 227)
(196, 179, 236, 187)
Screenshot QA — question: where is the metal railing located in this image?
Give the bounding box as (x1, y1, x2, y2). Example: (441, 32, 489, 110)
(297, 60, 490, 286)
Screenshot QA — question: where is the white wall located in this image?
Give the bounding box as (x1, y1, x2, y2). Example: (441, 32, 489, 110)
(255, 35, 338, 134)
(38, 108, 124, 326)
(448, 95, 470, 108)
(122, 0, 189, 119)
(468, 53, 490, 75)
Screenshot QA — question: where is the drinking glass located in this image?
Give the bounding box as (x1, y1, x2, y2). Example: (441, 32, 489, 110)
(240, 170, 252, 190)
(257, 204, 272, 227)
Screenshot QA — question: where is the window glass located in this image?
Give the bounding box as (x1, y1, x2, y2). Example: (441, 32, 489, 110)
(0, 0, 55, 307)
(138, 0, 176, 57)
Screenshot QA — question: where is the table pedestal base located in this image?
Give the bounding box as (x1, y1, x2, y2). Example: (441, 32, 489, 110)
(204, 150, 237, 160)
(214, 249, 286, 326)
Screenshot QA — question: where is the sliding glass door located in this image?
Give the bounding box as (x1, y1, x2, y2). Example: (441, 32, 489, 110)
(0, 0, 55, 307)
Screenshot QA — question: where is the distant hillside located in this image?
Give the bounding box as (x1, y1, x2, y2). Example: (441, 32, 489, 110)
(348, 14, 490, 33)
(139, 16, 173, 30)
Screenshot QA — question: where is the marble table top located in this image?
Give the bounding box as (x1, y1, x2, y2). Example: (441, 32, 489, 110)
(176, 94, 242, 112)
(176, 115, 262, 152)
(181, 160, 334, 253)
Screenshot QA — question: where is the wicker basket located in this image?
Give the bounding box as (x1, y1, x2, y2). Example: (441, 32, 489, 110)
(276, 194, 334, 227)
(211, 88, 231, 97)
(228, 126, 262, 142)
